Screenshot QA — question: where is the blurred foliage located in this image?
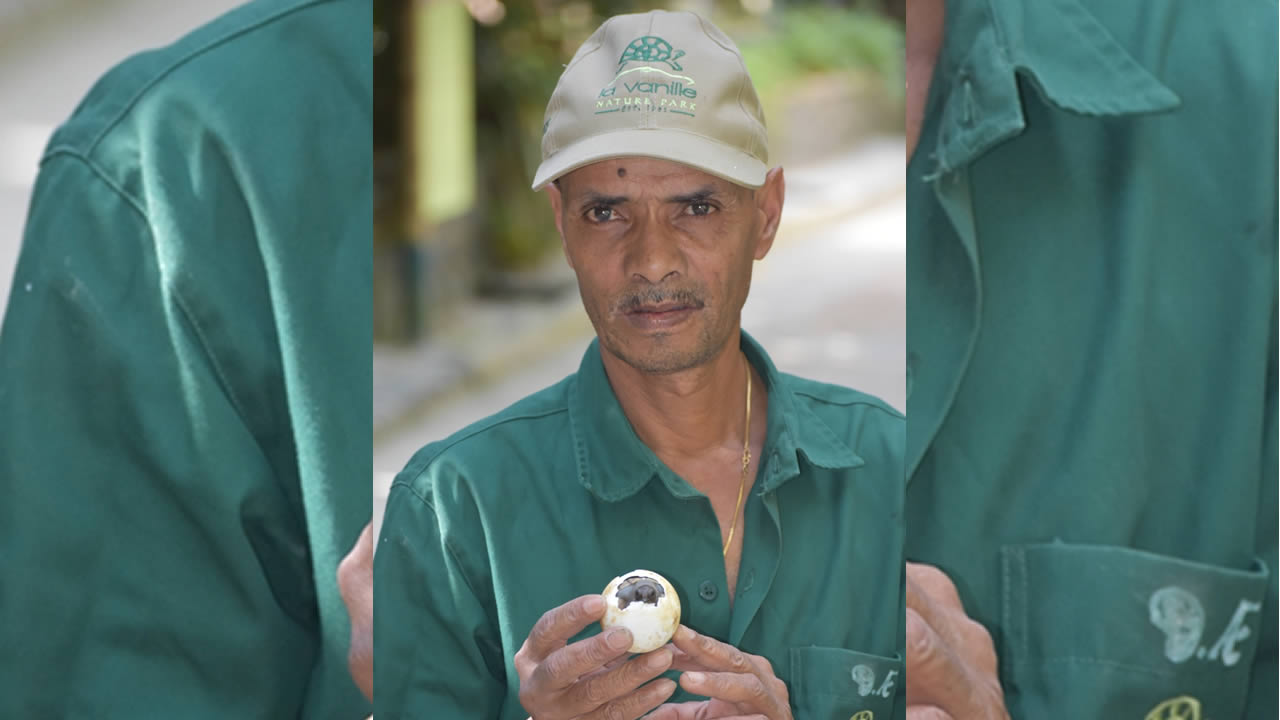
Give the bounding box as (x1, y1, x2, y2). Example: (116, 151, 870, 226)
(738, 6, 904, 105)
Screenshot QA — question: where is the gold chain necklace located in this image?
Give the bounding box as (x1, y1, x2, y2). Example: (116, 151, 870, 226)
(722, 364, 751, 557)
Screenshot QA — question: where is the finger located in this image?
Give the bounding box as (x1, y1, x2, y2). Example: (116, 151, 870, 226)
(678, 671, 780, 713)
(579, 678, 677, 720)
(567, 648, 674, 711)
(904, 573, 971, 654)
(581, 652, 633, 679)
(642, 701, 704, 720)
(645, 703, 770, 720)
(336, 523, 373, 606)
(905, 607, 974, 711)
(906, 562, 964, 610)
(665, 646, 711, 673)
(906, 706, 955, 720)
(523, 594, 609, 661)
(535, 626, 636, 690)
(671, 626, 760, 677)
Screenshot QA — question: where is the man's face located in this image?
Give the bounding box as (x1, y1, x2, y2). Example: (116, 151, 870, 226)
(547, 157, 782, 374)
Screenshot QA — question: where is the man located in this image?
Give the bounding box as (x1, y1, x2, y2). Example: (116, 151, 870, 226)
(903, 1, 1277, 718)
(374, 10, 905, 720)
(0, 1, 372, 717)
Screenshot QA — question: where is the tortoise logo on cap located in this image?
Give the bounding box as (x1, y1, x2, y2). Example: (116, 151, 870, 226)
(596, 35, 699, 117)
(618, 36, 686, 71)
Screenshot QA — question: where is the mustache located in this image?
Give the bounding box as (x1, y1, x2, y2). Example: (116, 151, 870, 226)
(614, 286, 706, 313)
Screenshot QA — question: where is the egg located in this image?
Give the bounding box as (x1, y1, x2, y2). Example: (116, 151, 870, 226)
(600, 569, 681, 654)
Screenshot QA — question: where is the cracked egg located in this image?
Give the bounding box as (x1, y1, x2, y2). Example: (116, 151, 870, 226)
(600, 569, 681, 654)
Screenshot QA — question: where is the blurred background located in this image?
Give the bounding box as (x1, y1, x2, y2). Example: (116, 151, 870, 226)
(0, 0, 243, 320)
(373, 0, 907, 515)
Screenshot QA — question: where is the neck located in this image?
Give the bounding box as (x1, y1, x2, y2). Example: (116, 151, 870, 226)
(600, 332, 761, 469)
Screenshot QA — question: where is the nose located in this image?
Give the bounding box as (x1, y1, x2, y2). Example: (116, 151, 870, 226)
(624, 216, 685, 285)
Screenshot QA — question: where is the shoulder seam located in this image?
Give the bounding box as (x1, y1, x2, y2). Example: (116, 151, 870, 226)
(42, 148, 149, 221)
(38, 149, 271, 458)
(83, 0, 331, 153)
(793, 389, 905, 419)
(408, 404, 570, 471)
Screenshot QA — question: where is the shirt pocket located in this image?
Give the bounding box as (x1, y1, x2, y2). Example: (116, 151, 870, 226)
(1000, 543, 1269, 719)
(789, 646, 901, 720)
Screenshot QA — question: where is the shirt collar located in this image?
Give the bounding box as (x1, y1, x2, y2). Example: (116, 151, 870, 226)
(568, 330, 862, 502)
(924, 0, 1180, 176)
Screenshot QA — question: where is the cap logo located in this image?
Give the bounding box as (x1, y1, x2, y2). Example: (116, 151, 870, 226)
(595, 34, 698, 117)
(618, 36, 685, 71)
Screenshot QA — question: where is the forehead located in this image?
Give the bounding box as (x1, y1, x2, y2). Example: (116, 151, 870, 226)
(559, 156, 738, 195)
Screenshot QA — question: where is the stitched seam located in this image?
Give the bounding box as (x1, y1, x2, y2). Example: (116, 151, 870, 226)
(388, 480, 491, 620)
(42, 148, 148, 219)
(793, 390, 905, 421)
(40, 150, 257, 432)
(83, 0, 331, 153)
(411, 405, 569, 469)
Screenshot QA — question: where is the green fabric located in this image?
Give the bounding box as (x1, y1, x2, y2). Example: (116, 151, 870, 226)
(0, 1, 372, 717)
(905, 0, 1277, 718)
(375, 333, 905, 719)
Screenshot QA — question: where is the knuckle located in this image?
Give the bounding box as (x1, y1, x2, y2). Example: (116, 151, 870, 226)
(911, 563, 960, 597)
(517, 685, 538, 712)
(542, 654, 570, 684)
(590, 635, 618, 663)
(580, 674, 611, 705)
(728, 650, 752, 672)
(906, 610, 939, 667)
(746, 675, 769, 700)
(602, 702, 628, 720)
(755, 653, 775, 675)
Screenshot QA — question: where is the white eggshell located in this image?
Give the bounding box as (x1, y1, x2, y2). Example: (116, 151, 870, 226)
(600, 569, 681, 654)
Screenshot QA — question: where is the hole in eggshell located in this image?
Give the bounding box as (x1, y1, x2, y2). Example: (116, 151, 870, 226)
(616, 576, 665, 610)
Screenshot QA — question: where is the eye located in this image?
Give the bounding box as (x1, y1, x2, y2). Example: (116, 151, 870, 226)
(686, 202, 714, 217)
(587, 206, 616, 223)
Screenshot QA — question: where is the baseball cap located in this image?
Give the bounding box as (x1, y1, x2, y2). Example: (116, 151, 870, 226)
(532, 10, 769, 191)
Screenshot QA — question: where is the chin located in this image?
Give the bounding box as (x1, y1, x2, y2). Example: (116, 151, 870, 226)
(605, 328, 720, 375)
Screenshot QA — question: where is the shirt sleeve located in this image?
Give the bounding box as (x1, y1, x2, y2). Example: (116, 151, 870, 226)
(0, 152, 335, 718)
(374, 475, 508, 719)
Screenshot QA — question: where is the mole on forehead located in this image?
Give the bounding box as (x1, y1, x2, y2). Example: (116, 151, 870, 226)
(617, 167, 626, 177)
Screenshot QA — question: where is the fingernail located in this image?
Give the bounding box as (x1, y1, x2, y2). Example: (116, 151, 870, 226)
(684, 671, 705, 684)
(675, 625, 694, 642)
(606, 628, 632, 649)
(656, 678, 677, 695)
(584, 595, 605, 614)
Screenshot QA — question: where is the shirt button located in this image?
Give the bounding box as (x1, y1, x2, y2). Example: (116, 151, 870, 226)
(698, 580, 719, 602)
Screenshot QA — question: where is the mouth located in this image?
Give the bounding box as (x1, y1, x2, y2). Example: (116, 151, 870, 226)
(622, 301, 702, 330)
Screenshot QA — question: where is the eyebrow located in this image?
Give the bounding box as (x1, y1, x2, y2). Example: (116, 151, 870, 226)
(665, 186, 719, 205)
(577, 192, 629, 211)
(576, 186, 721, 210)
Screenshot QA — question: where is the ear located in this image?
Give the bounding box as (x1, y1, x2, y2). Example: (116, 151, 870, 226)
(545, 181, 574, 270)
(752, 167, 785, 261)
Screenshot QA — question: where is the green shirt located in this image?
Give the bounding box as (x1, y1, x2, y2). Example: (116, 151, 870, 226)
(0, 1, 371, 717)
(375, 332, 905, 719)
(906, 1, 1277, 718)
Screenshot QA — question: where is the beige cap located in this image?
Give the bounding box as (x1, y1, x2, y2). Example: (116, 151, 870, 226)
(532, 10, 769, 191)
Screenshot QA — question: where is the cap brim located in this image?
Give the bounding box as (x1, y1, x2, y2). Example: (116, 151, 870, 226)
(531, 129, 767, 191)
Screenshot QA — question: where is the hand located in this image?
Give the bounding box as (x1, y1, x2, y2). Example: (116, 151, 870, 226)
(646, 625, 792, 720)
(905, 562, 1009, 720)
(337, 523, 374, 701)
(514, 594, 677, 719)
